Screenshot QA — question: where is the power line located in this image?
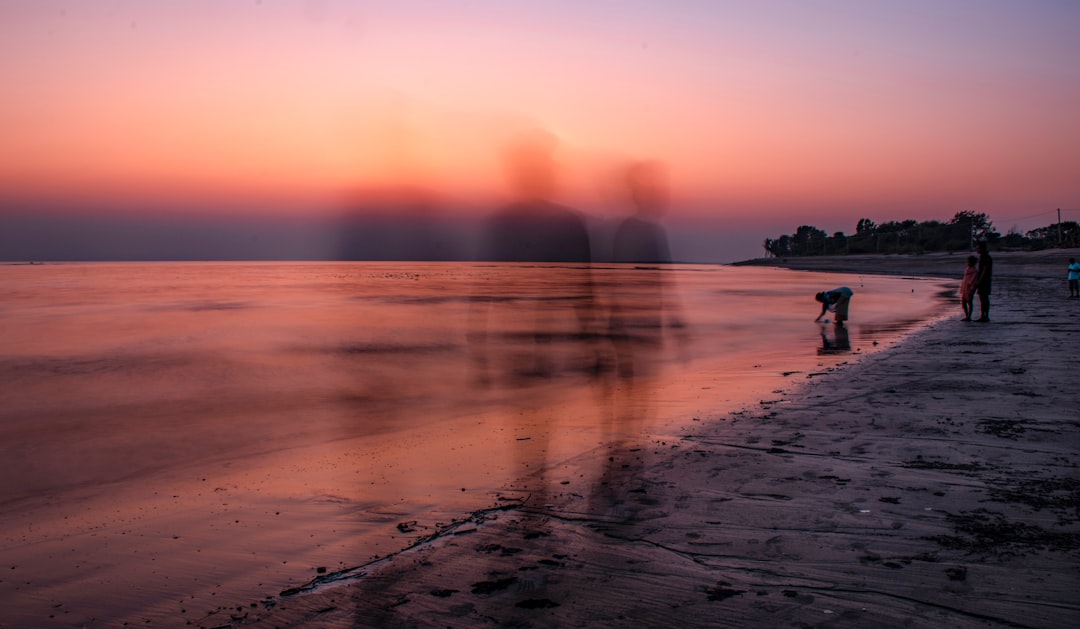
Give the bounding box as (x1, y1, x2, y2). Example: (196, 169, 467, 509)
(995, 209, 1055, 223)
(996, 208, 1079, 225)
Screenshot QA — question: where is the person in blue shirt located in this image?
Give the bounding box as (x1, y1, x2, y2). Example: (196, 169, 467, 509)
(1067, 257, 1080, 298)
(815, 286, 854, 327)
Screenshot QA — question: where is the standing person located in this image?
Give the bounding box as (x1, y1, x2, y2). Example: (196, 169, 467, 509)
(975, 241, 993, 322)
(814, 286, 854, 326)
(1067, 257, 1080, 298)
(960, 255, 979, 320)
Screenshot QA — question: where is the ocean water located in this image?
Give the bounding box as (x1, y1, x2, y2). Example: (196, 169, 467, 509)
(0, 261, 954, 625)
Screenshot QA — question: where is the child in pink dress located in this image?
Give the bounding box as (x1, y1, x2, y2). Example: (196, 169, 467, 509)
(960, 255, 978, 321)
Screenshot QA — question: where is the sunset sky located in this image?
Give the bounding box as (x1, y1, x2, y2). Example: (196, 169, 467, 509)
(2, 0, 1078, 262)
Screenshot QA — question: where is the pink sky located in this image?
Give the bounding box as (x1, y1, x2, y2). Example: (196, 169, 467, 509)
(2, 0, 1078, 261)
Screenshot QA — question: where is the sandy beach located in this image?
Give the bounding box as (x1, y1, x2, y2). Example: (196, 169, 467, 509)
(231, 249, 1080, 628)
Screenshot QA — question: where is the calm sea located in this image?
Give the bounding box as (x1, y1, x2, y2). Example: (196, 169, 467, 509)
(0, 261, 953, 624)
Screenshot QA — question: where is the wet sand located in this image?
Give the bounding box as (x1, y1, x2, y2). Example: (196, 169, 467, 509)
(233, 250, 1080, 628)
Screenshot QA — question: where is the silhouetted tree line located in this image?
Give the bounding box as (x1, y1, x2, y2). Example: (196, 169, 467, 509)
(762, 211, 1080, 257)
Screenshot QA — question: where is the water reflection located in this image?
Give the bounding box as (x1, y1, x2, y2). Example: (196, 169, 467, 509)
(817, 323, 851, 355)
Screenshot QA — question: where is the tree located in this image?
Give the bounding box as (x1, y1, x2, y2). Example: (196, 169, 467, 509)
(1027, 221, 1080, 249)
(1000, 227, 1027, 249)
(793, 225, 827, 256)
(848, 220, 877, 253)
(916, 220, 946, 251)
(759, 210, 1080, 257)
(773, 234, 793, 256)
(949, 211, 998, 248)
(831, 232, 848, 255)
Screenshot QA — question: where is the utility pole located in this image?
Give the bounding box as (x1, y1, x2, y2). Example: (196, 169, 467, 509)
(1058, 208, 1063, 247)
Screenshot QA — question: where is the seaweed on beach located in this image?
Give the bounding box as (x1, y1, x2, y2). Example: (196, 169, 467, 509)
(471, 577, 518, 595)
(705, 582, 746, 601)
(986, 476, 1080, 524)
(977, 419, 1027, 439)
(516, 598, 560, 609)
(901, 459, 986, 473)
(926, 509, 1080, 558)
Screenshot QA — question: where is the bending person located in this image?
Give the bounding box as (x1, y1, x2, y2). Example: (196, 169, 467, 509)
(815, 286, 854, 327)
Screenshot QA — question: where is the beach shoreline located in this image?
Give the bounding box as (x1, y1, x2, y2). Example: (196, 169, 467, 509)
(232, 250, 1080, 627)
(731, 248, 1080, 280)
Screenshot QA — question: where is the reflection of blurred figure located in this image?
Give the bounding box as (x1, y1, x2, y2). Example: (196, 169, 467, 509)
(817, 323, 851, 355)
(595, 160, 686, 520)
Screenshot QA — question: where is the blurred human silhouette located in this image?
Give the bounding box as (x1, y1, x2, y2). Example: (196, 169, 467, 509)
(483, 130, 593, 264)
(594, 160, 686, 520)
(469, 129, 601, 386)
(467, 129, 606, 530)
(611, 161, 672, 262)
(607, 160, 685, 379)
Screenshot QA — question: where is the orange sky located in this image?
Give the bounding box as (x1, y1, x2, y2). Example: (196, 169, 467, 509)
(2, 1, 1078, 258)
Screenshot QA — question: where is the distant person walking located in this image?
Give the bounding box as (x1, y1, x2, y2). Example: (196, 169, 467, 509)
(960, 255, 978, 320)
(1067, 257, 1080, 298)
(815, 286, 853, 327)
(975, 241, 993, 322)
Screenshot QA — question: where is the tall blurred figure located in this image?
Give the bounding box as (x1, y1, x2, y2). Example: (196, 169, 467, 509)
(609, 160, 682, 377)
(468, 129, 604, 523)
(595, 160, 686, 520)
(470, 129, 600, 385)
